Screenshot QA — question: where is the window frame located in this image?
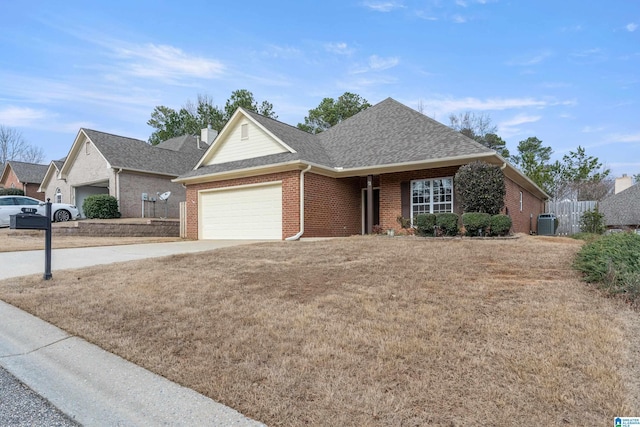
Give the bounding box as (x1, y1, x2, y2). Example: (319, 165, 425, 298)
(410, 177, 454, 221)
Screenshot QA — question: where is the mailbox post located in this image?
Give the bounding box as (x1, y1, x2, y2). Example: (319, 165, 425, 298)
(9, 200, 53, 280)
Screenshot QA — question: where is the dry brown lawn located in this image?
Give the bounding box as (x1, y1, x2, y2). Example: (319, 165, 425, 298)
(0, 227, 180, 252)
(0, 235, 638, 426)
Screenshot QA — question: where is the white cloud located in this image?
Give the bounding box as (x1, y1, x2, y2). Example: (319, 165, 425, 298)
(369, 55, 400, 70)
(571, 47, 602, 58)
(362, 1, 404, 12)
(499, 114, 542, 127)
(113, 43, 225, 81)
(260, 44, 302, 59)
(0, 106, 49, 127)
(581, 126, 605, 133)
(609, 132, 640, 143)
(456, 0, 468, 7)
(425, 96, 549, 114)
(452, 14, 467, 23)
(507, 51, 552, 66)
(498, 114, 542, 138)
(325, 42, 354, 55)
(626, 23, 638, 32)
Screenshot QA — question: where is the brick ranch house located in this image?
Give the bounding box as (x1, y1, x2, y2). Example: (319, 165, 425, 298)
(175, 98, 547, 240)
(0, 161, 49, 200)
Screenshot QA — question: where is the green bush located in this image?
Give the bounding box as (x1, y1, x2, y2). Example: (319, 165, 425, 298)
(574, 232, 640, 304)
(454, 161, 506, 215)
(462, 212, 491, 236)
(0, 188, 24, 196)
(435, 213, 459, 236)
(579, 207, 605, 235)
(83, 194, 120, 219)
(396, 215, 411, 229)
(490, 214, 512, 236)
(414, 213, 436, 236)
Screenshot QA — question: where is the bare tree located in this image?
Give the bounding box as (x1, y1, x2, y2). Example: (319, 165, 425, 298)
(449, 112, 509, 158)
(449, 112, 497, 139)
(0, 125, 45, 165)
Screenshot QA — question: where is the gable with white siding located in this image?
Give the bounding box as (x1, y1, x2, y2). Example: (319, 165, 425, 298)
(200, 110, 294, 167)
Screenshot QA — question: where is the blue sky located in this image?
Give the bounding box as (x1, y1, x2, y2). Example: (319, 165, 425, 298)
(1, 1, 638, 178)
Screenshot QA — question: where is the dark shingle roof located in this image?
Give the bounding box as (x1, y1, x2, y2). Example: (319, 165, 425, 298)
(600, 183, 640, 226)
(318, 98, 494, 168)
(53, 158, 65, 170)
(6, 161, 49, 184)
(82, 129, 206, 176)
(178, 98, 496, 181)
(244, 110, 334, 166)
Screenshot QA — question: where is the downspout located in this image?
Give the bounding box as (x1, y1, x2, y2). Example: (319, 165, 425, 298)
(114, 168, 123, 217)
(285, 164, 312, 241)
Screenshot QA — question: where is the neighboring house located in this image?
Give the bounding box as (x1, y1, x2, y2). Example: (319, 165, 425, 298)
(600, 180, 640, 230)
(39, 128, 214, 218)
(175, 98, 547, 240)
(0, 161, 49, 200)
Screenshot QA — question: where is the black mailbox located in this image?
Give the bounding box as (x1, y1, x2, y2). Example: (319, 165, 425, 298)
(10, 213, 50, 230)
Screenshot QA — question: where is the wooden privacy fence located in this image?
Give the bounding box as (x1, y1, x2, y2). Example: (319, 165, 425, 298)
(545, 200, 597, 235)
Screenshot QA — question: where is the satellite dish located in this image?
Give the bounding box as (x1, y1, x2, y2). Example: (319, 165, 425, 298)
(159, 191, 171, 201)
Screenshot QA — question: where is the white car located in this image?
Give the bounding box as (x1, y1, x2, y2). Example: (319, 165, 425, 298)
(0, 196, 80, 227)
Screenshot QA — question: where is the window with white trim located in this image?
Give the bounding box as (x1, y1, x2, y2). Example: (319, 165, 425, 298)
(241, 124, 249, 139)
(55, 188, 62, 203)
(411, 177, 453, 220)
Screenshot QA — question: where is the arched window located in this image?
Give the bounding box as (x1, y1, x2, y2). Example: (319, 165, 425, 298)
(55, 188, 62, 203)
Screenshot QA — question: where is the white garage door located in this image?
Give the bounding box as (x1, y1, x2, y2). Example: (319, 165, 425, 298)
(200, 182, 282, 240)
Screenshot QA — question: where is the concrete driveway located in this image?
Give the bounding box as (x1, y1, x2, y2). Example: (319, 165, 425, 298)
(0, 239, 264, 280)
(0, 239, 268, 426)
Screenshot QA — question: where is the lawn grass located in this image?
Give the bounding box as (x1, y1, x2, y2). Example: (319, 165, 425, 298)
(0, 235, 638, 426)
(0, 228, 180, 252)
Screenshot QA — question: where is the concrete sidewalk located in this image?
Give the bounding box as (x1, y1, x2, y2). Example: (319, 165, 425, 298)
(0, 240, 267, 426)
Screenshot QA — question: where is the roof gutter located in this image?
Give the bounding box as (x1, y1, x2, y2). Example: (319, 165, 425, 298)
(285, 164, 312, 241)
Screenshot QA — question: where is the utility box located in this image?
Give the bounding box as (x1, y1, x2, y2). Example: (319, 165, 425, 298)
(537, 213, 557, 236)
(10, 213, 49, 230)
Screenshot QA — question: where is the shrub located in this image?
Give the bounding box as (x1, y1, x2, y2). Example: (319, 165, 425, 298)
(0, 188, 24, 196)
(435, 213, 459, 236)
(579, 207, 605, 235)
(574, 232, 640, 304)
(462, 212, 491, 236)
(490, 214, 512, 236)
(396, 215, 411, 229)
(83, 194, 120, 219)
(371, 225, 384, 235)
(454, 161, 506, 215)
(414, 213, 436, 236)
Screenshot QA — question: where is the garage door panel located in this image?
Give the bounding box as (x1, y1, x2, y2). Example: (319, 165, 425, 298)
(200, 183, 282, 240)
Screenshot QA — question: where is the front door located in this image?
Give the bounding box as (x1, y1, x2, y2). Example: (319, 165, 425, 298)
(363, 188, 380, 234)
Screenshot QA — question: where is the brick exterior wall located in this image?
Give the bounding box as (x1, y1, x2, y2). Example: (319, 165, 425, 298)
(379, 167, 461, 233)
(184, 170, 300, 240)
(503, 175, 545, 234)
(378, 167, 544, 235)
(1, 169, 45, 200)
(185, 166, 545, 240)
(305, 174, 361, 237)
